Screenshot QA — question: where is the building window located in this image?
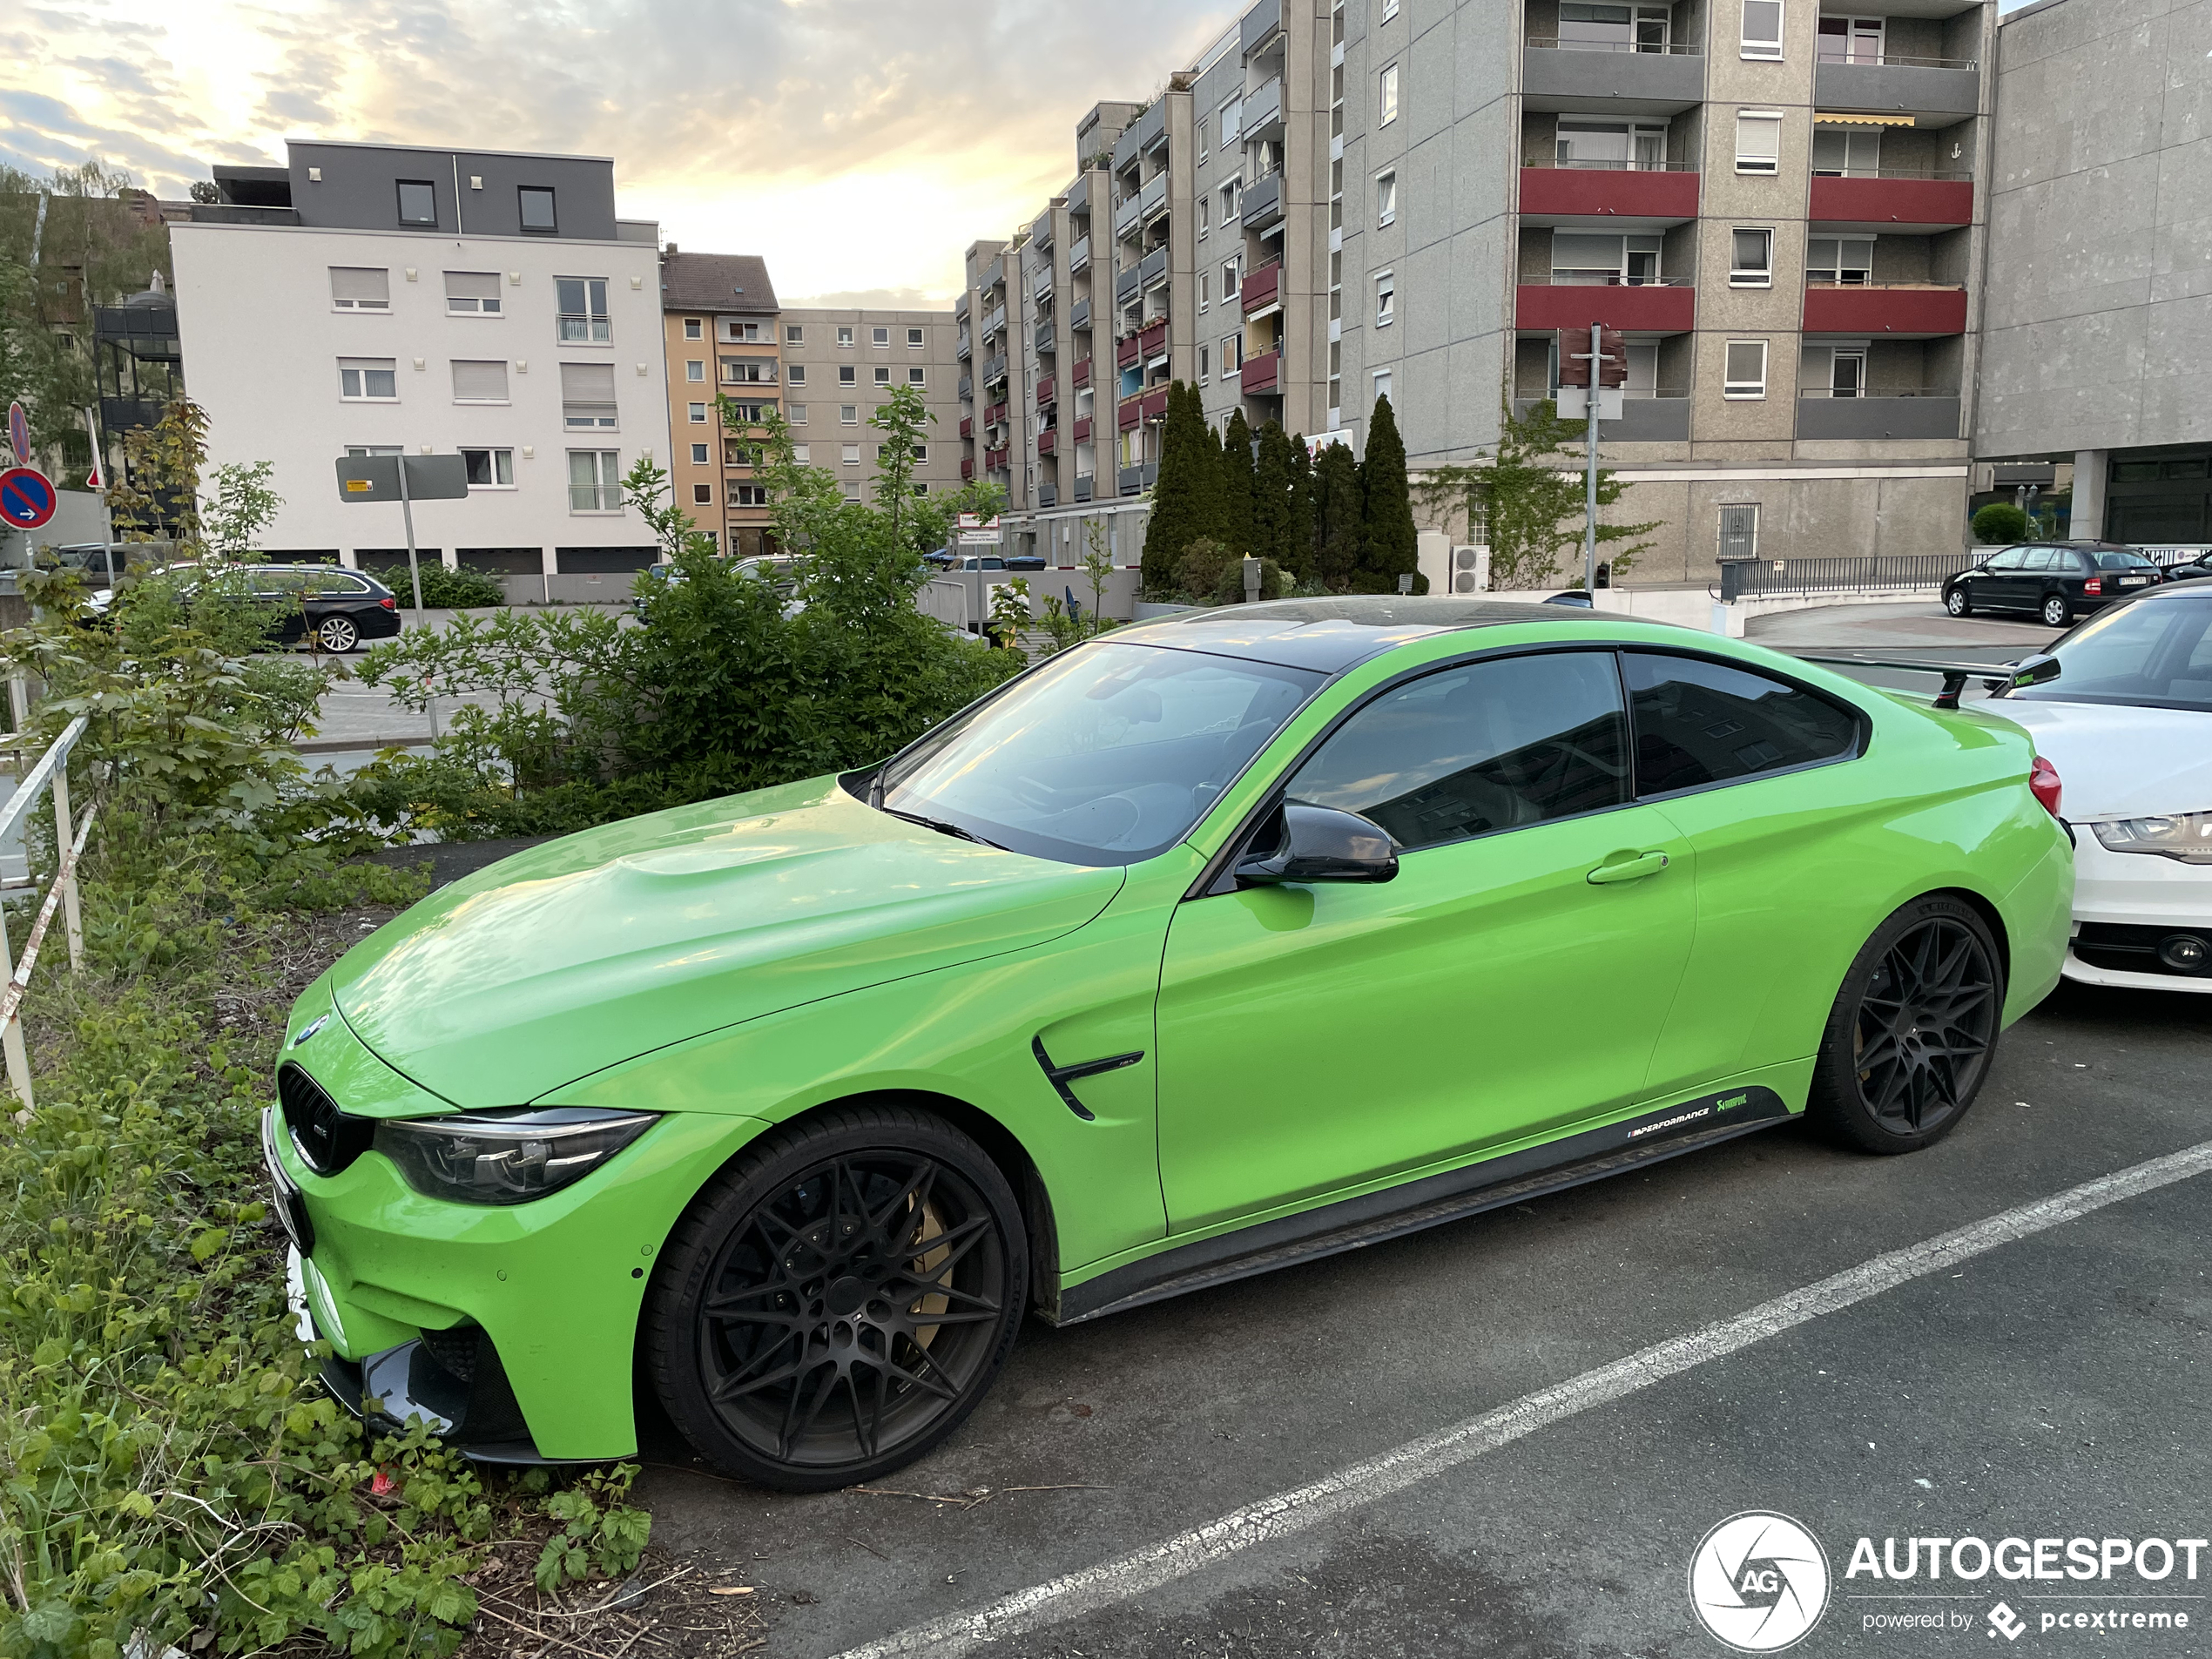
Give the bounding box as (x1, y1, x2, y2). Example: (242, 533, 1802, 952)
(840, 365, 857, 385)
(1806, 235, 1874, 285)
(1200, 342, 1211, 382)
(1197, 116, 1210, 158)
(790, 403, 808, 423)
(1379, 63, 1399, 125)
(1730, 228, 1774, 287)
(792, 445, 810, 464)
(1817, 14, 1883, 61)
(1723, 340, 1768, 398)
(568, 449, 621, 511)
(735, 484, 770, 506)
(874, 366, 892, 385)
(690, 442, 711, 464)
(1735, 112, 1783, 174)
(1199, 272, 1211, 311)
(518, 185, 558, 233)
(1223, 334, 1244, 372)
(1719, 502, 1760, 559)
(842, 482, 863, 501)
(450, 360, 509, 403)
(786, 323, 805, 344)
(912, 444, 929, 462)
(688, 401, 707, 423)
(786, 364, 806, 385)
(395, 179, 437, 227)
(842, 443, 861, 465)
(872, 327, 891, 347)
(560, 361, 618, 428)
(1375, 170, 1398, 226)
(1221, 94, 1244, 145)
(1221, 179, 1240, 224)
(725, 359, 775, 385)
(1741, 0, 1784, 59)
(339, 358, 398, 401)
(1382, 0, 1399, 16)
(724, 320, 763, 342)
(1372, 368, 1393, 407)
(692, 483, 713, 504)
(838, 326, 855, 347)
(460, 447, 515, 488)
(1812, 125, 1883, 177)
(443, 270, 502, 315)
(908, 366, 926, 385)
(330, 267, 389, 311)
(685, 317, 704, 340)
(907, 327, 925, 347)
(1553, 231, 1662, 284)
(685, 360, 705, 382)
(1826, 346, 1867, 396)
(1375, 270, 1396, 326)
(1223, 259, 1240, 302)
(556, 278, 610, 342)
(840, 405, 859, 424)
(1199, 197, 1211, 238)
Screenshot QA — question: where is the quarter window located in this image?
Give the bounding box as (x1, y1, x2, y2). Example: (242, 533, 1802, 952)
(1288, 653, 1630, 852)
(1622, 652, 1857, 794)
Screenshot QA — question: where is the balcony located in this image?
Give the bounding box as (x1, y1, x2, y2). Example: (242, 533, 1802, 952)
(1241, 260, 1281, 314)
(1073, 414, 1094, 442)
(987, 446, 1010, 471)
(981, 254, 1004, 291)
(1072, 297, 1092, 331)
(1140, 318, 1169, 361)
(1119, 395, 1143, 430)
(1807, 173, 1974, 233)
(1115, 194, 1143, 238)
(982, 305, 1007, 340)
(961, 456, 975, 482)
(1514, 391, 1689, 441)
(1140, 172, 1169, 224)
(1139, 246, 1170, 290)
(1241, 351, 1281, 395)
(1037, 375, 1057, 407)
(1073, 357, 1094, 389)
(1075, 474, 1095, 502)
(1032, 261, 1055, 300)
(1515, 278, 1695, 333)
(1141, 387, 1170, 422)
(1135, 98, 1168, 157)
(1035, 319, 1056, 354)
(1795, 390, 1961, 440)
(1244, 77, 1284, 142)
(1518, 165, 1699, 224)
(1116, 265, 1142, 303)
(1244, 171, 1285, 233)
(954, 293, 970, 321)
(955, 330, 971, 360)
(959, 415, 974, 439)
(985, 353, 1009, 385)
(1039, 482, 1059, 507)
(1069, 175, 1090, 215)
(1120, 461, 1159, 495)
(984, 401, 1008, 428)
(1240, 0, 1282, 56)
(1117, 334, 1142, 369)
(958, 374, 974, 401)
(1802, 282, 1967, 337)
(1814, 55, 1980, 121)
(1069, 235, 1091, 274)
(1039, 428, 1059, 456)
(1031, 212, 1054, 253)
(1521, 40, 1703, 115)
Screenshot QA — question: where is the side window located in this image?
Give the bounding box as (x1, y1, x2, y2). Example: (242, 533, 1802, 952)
(1986, 548, 2029, 571)
(1288, 653, 1629, 852)
(1624, 652, 1858, 795)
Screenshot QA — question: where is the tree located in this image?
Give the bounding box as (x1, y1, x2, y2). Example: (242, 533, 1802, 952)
(1312, 440, 1363, 592)
(1971, 501, 2030, 544)
(103, 397, 207, 547)
(1356, 394, 1420, 593)
(201, 462, 283, 562)
(1251, 421, 1298, 573)
(1219, 407, 1256, 556)
(1141, 381, 1215, 594)
(1416, 398, 1658, 590)
(1285, 434, 1315, 583)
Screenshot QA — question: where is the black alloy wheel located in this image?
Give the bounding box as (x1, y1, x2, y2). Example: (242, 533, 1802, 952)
(2040, 592, 2071, 627)
(1944, 586, 1971, 617)
(649, 1106, 1026, 1491)
(1808, 895, 2003, 1153)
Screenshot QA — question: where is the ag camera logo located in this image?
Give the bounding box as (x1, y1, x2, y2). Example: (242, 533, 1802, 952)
(1689, 1512, 1832, 1652)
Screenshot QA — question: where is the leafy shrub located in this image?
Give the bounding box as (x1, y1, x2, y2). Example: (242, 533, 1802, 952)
(1212, 556, 1292, 605)
(368, 560, 508, 609)
(1971, 502, 2032, 544)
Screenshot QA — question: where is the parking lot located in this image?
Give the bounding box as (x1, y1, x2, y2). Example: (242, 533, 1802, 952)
(614, 602, 2209, 1659)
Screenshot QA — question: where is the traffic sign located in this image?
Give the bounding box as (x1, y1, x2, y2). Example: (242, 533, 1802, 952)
(7, 403, 28, 467)
(334, 454, 468, 503)
(0, 467, 57, 529)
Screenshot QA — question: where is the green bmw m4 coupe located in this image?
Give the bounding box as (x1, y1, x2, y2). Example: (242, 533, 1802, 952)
(268, 598, 2072, 1489)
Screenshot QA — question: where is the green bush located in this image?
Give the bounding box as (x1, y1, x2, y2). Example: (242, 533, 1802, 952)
(368, 560, 508, 609)
(1211, 555, 1293, 605)
(1971, 502, 2032, 544)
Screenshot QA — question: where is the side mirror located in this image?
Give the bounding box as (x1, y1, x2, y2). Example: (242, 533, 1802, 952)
(1235, 803, 1399, 887)
(2010, 652, 2062, 688)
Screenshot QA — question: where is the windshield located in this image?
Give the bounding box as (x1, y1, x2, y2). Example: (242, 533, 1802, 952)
(875, 641, 1325, 865)
(2007, 594, 2212, 713)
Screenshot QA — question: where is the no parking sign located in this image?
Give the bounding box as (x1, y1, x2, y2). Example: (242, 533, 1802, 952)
(0, 467, 58, 529)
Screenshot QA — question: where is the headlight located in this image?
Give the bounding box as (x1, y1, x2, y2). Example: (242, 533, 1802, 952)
(2090, 812, 2212, 864)
(373, 1108, 656, 1205)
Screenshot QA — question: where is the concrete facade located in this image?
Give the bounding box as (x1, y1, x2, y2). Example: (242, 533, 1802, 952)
(779, 306, 966, 508)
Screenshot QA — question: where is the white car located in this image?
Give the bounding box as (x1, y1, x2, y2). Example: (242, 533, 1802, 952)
(1985, 583, 2212, 992)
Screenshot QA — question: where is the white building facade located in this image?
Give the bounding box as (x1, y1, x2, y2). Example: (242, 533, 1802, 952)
(170, 141, 666, 595)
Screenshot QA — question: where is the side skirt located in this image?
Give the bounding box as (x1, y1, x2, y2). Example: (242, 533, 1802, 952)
(1048, 1085, 1792, 1327)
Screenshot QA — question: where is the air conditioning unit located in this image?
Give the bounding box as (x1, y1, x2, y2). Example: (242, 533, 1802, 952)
(1450, 544, 1489, 594)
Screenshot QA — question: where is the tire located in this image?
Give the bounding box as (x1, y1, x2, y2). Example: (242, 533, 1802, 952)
(645, 1103, 1028, 1492)
(317, 615, 361, 653)
(1944, 586, 1971, 618)
(1806, 894, 2004, 1155)
(2040, 592, 2070, 628)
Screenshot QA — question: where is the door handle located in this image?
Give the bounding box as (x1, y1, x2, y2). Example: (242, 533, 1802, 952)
(1587, 850, 1669, 886)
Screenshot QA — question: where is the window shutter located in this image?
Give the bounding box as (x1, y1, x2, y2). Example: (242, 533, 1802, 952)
(446, 270, 501, 302)
(560, 363, 617, 401)
(329, 266, 389, 305)
(450, 360, 509, 401)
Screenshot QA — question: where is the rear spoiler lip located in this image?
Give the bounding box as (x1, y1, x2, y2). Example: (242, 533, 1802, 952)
(1794, 653, 2057, 711)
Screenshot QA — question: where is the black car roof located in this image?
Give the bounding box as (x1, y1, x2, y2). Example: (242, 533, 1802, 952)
(1111, 596, 1647, 673)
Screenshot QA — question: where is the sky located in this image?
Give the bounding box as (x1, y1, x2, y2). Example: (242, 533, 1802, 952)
(0, 0, 1241, 307)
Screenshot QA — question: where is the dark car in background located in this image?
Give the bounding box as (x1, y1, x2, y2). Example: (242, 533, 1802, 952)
(2167, 552, 2212, 583)
(84, 563, 401, 652)
(1944, 543, 2162, 627)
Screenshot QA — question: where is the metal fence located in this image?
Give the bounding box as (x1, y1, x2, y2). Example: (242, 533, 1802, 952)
(0, 714, 93, 1118)
(1718, 553, 1976, 601)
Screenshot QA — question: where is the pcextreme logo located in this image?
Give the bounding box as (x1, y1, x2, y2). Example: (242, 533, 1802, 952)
(1689, 1512, 1832, 1652)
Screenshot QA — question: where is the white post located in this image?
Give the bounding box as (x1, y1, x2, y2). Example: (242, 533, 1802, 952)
(51, 765, 80, 973)
(0, 900, 24, 1116)
(1584, 321, 1601, 594)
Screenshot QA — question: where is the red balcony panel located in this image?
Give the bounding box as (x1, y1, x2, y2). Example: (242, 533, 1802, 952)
(1116, 335, 1141, 368)
(1073, 357, 1093, 388)
(1038, 428, 1058, 455)
(1803, 285, 1967, 336)
(960, 457, 975, 481)
(1241, 260, 1281, 314)
(1514, 283, 1695, 334)
(1139, 320, 1169, 360)
(1517, 167, 1699, 222)
(1141, 388, 1170, 422)
(1808, 175, 1973, 229)
(986, 446, 1010, 470)
(1073, 415, 1093, 442)
(1240, 351, 1281, 395)
(1037, 375, 1056, 406)
(958, 416, 973, 440)
(1118, 397, 1142, 431)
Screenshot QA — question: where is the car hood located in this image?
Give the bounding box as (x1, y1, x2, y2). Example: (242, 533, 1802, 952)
(1987, 698, 2212, 819)
(330, 776, 1124, 1109)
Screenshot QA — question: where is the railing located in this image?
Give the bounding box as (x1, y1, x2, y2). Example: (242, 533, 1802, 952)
(1525, 37, 1701, 52)
(1530, 159, 1700, 172)
(0, 715, 93, 1116)
(1537, 273, 1695, 287)
(1539, 387, 1691, 400)
(1811, 166, 1974, 180)
(1817, 50, 1978, 70)
(1804, 280, 1966, 291)
(1797, 385, 1958, 397)
(1717, 552, 1976, 602)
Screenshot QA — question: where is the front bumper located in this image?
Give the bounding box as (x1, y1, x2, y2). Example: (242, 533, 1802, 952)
(2060, 832, 2212, 994)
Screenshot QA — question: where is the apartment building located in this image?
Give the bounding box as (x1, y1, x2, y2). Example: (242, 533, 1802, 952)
(1973, 0, 2212, 547)
(962, 0, 1995, 581)
(659, 252, 779, 557)
(169, 141, 666, 583)
(779, 307, 966, 507)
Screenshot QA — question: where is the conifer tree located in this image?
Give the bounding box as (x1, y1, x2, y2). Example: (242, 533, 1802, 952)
(1141, 381, 1214, 595)
(1312, 439, 1364, 592)
(1285, 433, 1315, 583)
(1355, 394, 1420, 593)
(1219, 406, 1257, 556)
(1251, 420, 1297, 573)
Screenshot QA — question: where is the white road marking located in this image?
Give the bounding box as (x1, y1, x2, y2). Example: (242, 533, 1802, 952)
(832, 1139, 2212, 1658)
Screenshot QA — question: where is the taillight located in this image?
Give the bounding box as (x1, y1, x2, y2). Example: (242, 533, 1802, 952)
(2083, 577, 2102, 595)
(2030, 755, 2062, 819)
(380, 596, 397, 609)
